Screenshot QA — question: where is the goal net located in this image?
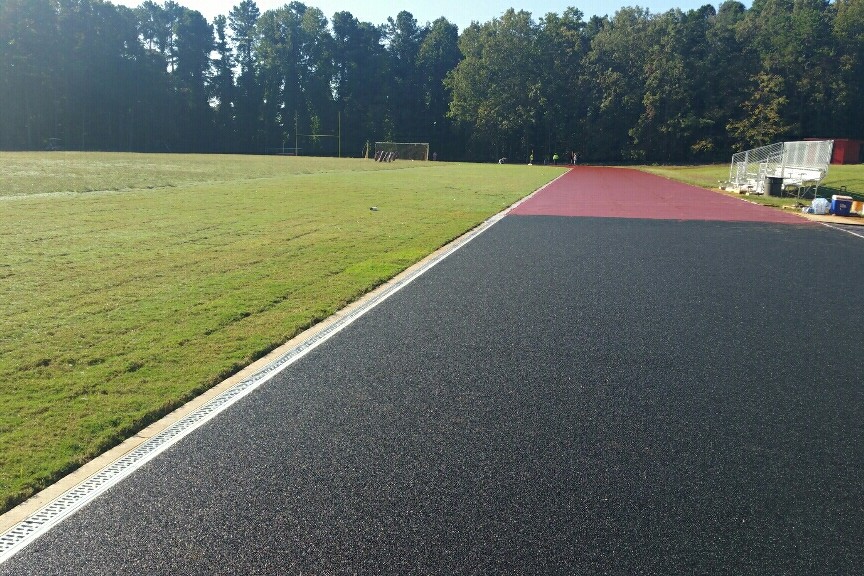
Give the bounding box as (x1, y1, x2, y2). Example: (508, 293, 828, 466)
(374, 142, 429, 161)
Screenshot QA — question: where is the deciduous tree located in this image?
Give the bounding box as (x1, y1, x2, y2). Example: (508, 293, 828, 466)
(446, 10, 542, 161)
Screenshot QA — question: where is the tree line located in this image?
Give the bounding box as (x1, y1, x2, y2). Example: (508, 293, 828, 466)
(1, 0, 863, 163)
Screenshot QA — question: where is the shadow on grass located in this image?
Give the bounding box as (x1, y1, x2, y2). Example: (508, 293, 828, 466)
(817, 185, 864, 201)
(770, 185, 863, 202)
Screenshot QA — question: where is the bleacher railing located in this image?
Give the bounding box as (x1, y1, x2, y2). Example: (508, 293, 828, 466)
(728, 140, 833, 195)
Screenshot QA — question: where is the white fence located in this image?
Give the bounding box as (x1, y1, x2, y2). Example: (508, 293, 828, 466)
(727, 140, 834, 196)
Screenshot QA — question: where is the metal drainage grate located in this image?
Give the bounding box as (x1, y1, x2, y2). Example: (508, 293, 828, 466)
(0, 200, 518, 565)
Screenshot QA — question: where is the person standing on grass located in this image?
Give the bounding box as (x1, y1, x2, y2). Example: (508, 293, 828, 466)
(529, 151, 534, 165)
(552, 153, 559, 165)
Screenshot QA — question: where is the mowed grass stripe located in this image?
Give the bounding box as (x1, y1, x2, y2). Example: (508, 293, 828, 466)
(0, 152, 415, 198)
(0, 153, 563, 511)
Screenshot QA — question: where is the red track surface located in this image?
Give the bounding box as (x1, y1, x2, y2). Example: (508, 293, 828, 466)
(511, 166, 810, 224)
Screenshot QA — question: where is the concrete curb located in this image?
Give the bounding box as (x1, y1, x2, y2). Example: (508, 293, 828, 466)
(0, 170, 567, 558)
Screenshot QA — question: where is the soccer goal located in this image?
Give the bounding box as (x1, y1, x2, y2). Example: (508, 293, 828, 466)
(374, 142, 429, 161)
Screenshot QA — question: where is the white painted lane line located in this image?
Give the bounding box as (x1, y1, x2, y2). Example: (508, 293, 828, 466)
(0, 171, 567, 565)
(818, 221, 864, 239)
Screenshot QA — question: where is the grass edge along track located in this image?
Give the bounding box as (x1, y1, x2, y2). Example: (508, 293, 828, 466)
(0, 152, 564, 513)
(640, 163, 864, 209)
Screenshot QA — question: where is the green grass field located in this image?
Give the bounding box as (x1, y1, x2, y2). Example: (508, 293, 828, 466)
(0, 152, 564, 512)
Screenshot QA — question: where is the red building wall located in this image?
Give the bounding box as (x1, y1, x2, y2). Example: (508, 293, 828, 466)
(831, 139, 862, 165)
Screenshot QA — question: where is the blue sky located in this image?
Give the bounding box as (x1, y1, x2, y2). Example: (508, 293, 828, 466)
(113, 0, 735, 29)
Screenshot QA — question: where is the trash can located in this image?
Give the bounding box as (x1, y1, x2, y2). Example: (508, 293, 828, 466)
(766, 176, 783, 197)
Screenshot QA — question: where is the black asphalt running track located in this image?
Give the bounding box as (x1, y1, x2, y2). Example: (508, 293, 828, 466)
(2, 168, 863, 574)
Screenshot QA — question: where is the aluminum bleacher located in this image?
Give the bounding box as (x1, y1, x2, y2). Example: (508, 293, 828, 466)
(724, 140, 834, 197)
